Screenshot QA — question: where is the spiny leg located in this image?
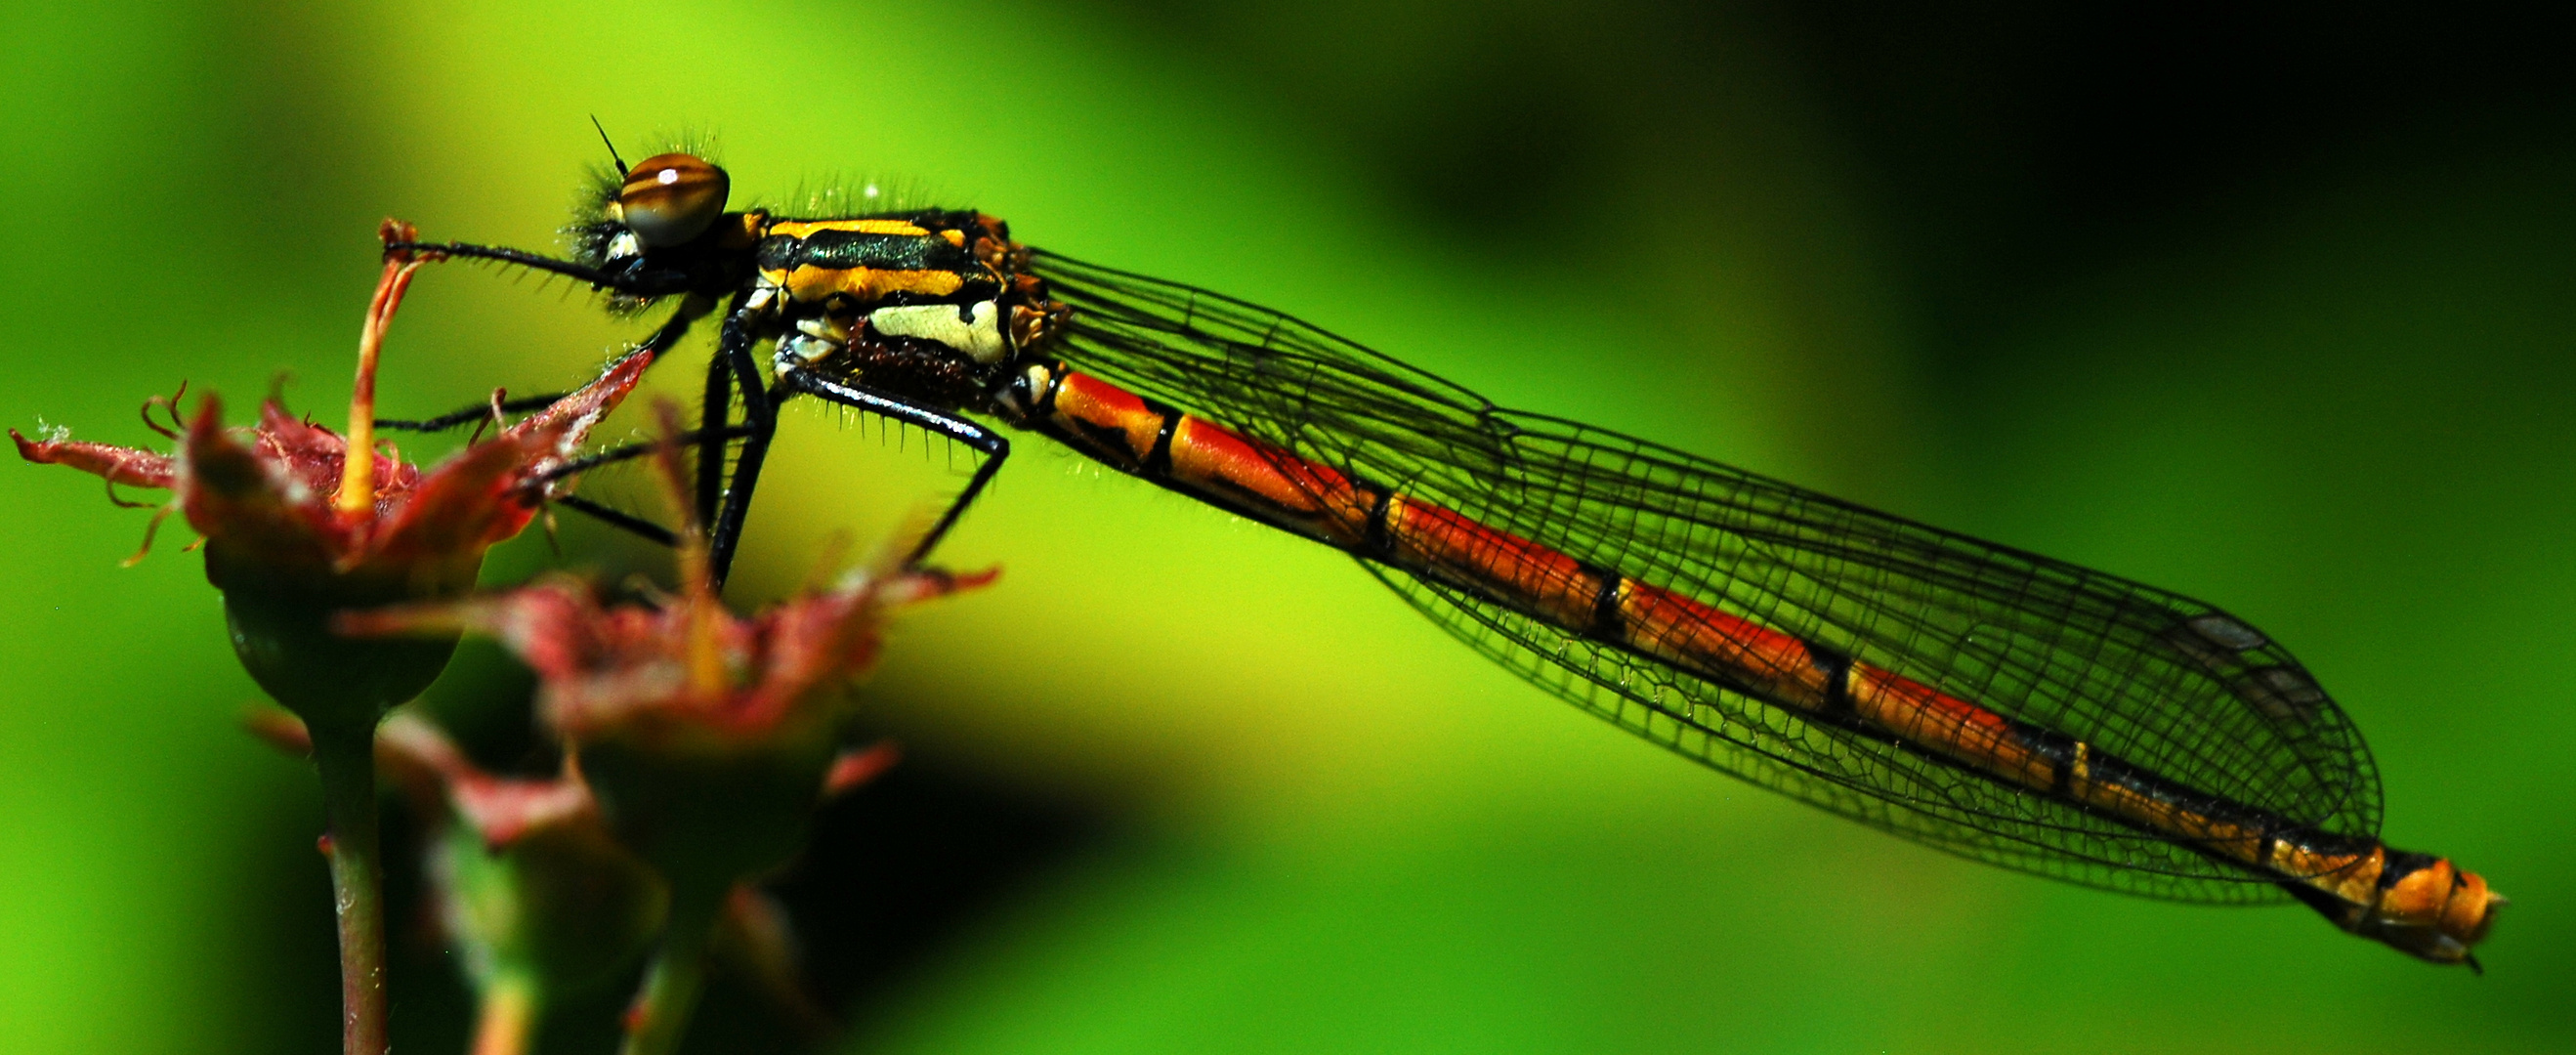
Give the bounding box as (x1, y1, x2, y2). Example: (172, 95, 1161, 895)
(553, 495, 678, 547)
(372, 304, 706, 434)
(383, 301, 714, 544)
(520, 422, 757, 547)
(705, 298, 780, 587)
(695, 324, 733, 531)
(529, 424, 758, 479)
(780, 371, 1011, 570)
(377, 393, 567, 434)
(562, 365, 1012, 583)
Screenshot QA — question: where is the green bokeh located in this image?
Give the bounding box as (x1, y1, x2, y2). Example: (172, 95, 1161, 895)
(0, 2, 2565, 1052)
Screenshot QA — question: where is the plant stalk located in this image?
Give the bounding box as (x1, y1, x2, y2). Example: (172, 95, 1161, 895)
(470, 973, 541, 1055)
(313, 724, 390, 1055)
(620, 891, 721, 1055)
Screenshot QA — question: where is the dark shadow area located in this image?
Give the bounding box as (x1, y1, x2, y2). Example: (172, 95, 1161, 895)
(690, 749, 1110, 1052)
(1089, 0, 2576, 348)
(1764, 0, 2576, 344)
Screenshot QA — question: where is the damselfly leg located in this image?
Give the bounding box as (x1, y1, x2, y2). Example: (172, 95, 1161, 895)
(374, 280, 1007, 579)
(779, 370, 1010, 569)
(375, 392, 572, 433)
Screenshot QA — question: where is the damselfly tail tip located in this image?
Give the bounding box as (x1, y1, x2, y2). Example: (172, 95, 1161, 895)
(2353, 853, 2502, 968)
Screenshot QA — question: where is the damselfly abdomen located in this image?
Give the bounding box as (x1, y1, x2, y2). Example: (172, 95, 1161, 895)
(394, 148, 2502, 968)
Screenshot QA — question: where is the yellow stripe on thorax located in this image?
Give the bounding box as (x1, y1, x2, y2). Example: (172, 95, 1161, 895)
(767, 219, 931, 237)
(770, 267, 966, 304)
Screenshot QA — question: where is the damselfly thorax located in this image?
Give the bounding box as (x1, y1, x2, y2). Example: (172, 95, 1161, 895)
(388, 148, 2504, 970)
(577, 154, 1072, 418)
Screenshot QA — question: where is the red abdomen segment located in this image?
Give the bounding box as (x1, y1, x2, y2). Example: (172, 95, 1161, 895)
(1029, 364, 2500, 965)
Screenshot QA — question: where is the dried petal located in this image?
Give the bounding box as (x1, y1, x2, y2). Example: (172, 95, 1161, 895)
(22, 349, 654, 731)
(10, 430, 177, 489)
(821, 740, 901, 798)
(351, 551, 991, 896)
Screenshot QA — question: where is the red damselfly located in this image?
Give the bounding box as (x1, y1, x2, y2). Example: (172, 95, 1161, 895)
(386, 148, 2502, 968)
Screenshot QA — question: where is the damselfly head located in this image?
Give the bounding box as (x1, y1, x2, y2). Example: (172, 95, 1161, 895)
(612, 152, 730, 248)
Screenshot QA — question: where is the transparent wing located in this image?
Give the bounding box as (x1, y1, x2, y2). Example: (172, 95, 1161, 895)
(1032, 249, 2382, 902)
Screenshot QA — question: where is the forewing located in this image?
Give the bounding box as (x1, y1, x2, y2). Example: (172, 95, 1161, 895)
(1033, 250, 2382, 900)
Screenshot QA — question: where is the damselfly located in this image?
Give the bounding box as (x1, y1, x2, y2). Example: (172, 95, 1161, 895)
(389, 148, 2501, 968)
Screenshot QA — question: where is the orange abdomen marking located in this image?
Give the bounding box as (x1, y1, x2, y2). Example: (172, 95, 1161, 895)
(1030, 366, 2496, 962)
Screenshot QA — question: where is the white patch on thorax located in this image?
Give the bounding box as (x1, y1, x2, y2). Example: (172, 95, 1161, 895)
(868, 300, 1006, 363)
(776, 333, 839, 369)
(796, 316, 854, 341)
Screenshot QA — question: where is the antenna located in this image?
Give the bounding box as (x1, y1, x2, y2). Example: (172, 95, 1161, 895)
(589, 115, 629, 176)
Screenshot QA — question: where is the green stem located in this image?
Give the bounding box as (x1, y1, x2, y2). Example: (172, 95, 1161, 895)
(470, 973, 542, 1055)
(620, 891, 721, 1055)
(313, 724, 389, 1055)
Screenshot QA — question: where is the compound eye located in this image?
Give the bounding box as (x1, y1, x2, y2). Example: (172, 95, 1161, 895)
(617, 153, 730, 247)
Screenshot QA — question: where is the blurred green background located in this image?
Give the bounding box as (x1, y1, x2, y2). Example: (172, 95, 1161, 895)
(3, 1, 2569, 1051)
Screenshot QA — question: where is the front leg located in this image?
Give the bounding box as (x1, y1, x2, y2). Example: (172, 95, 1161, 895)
(376, 299, 708, 434)
(704, 297, 780, 588)
(695, 331, 734, 531)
